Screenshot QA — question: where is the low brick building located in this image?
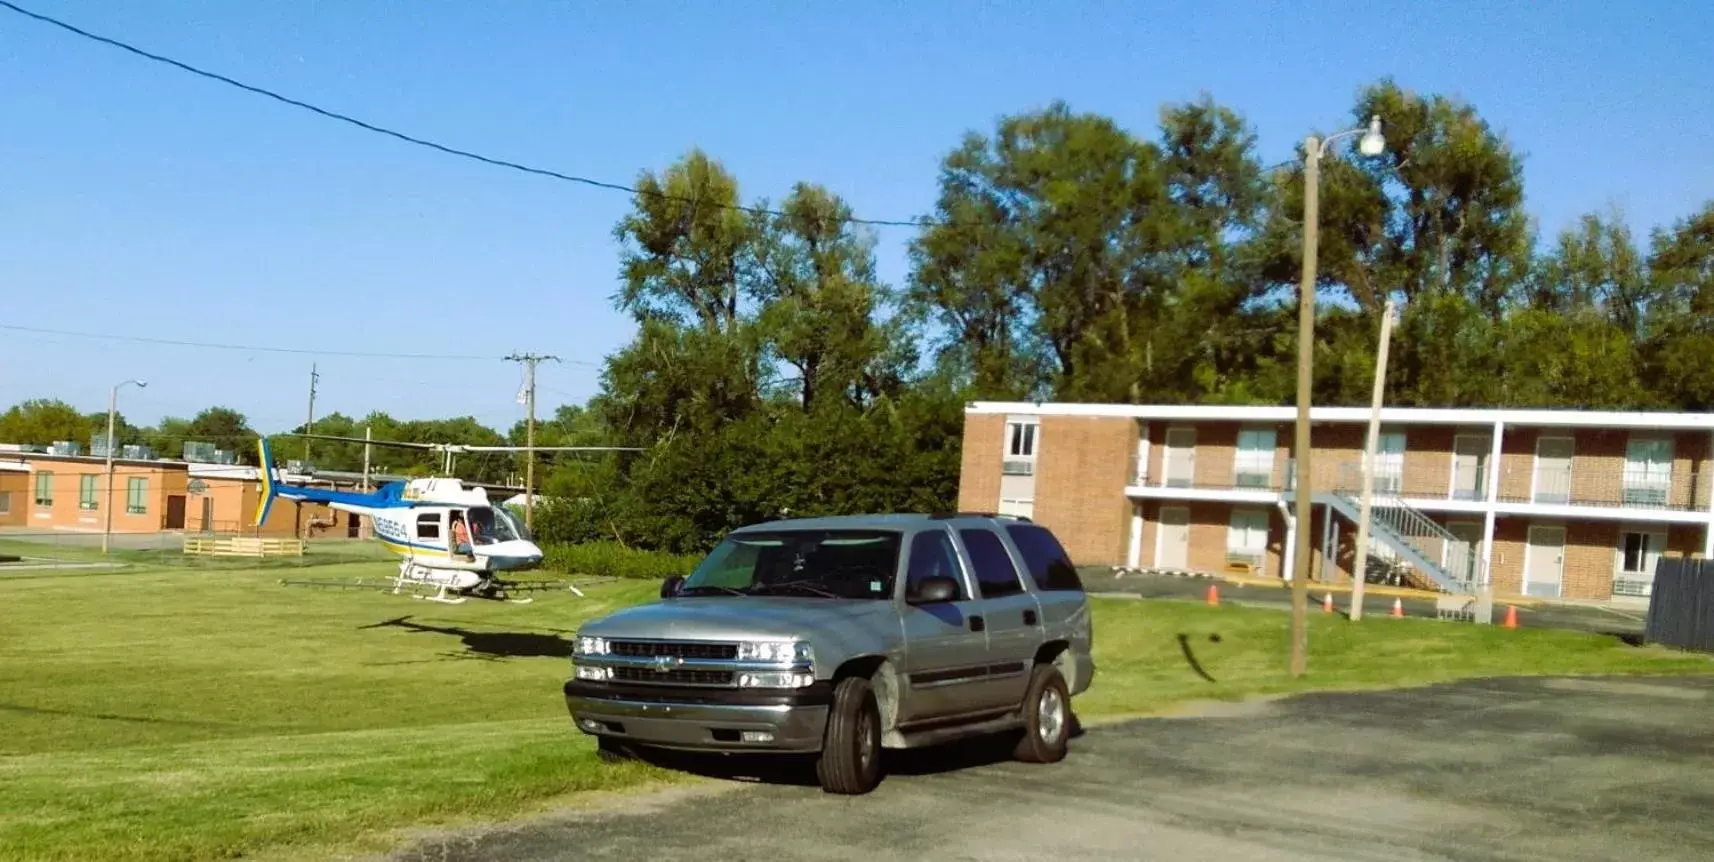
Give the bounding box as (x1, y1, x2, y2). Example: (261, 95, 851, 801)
(0, 452, 368, 539)
(958, 402, 1714, 602)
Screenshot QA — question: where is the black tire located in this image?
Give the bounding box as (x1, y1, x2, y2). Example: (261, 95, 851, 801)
(1013, 664, 1071, 764)
(595, 736, 635, 763)
(815, 676, 883, 794)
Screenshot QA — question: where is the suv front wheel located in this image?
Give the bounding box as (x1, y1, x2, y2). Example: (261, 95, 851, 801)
(1013, 663, 1071, 763)
(815, 676, 883, 794)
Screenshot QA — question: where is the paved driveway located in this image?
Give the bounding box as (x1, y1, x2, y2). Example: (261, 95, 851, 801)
(391, 674, 1714, 861)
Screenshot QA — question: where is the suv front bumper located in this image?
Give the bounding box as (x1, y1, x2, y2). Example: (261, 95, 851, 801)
(564, 679, 833, 753)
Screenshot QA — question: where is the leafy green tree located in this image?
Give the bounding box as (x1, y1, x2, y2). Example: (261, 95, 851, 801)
(748, 183, 906, 409)
(0, 399, 96, 447)
(614, 149, 756, 334)
(1642, 201, 1714, 409)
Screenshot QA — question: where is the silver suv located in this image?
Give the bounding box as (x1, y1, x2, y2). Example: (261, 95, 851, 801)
(563, 512, 1094, 794)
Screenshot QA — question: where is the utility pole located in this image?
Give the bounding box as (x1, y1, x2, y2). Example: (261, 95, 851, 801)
(361, 424, 373, 492)
(1288, 116, 1386, 678)
(305, 363, 319, 464)
(505, 352, 558, 530)
(1350, 300, 1398, 621)
(1288, 133, 1321, 678)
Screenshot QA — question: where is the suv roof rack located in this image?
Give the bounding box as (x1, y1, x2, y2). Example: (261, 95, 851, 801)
(927, 511, 1033, 523)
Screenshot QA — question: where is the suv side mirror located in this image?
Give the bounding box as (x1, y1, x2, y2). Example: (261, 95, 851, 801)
(661, 575, 685, 599)
(908, 575, 958, 605)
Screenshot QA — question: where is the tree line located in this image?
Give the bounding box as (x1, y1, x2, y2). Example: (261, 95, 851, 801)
(6, 78, 1711, 554)
(0, 400, 538, 484)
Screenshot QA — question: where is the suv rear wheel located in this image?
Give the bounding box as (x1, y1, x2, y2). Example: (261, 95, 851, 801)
(1013, 663, 1071, 763)
(815, 676, 883, 794)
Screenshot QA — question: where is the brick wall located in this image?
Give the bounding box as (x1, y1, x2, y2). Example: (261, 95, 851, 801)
(1568, 430, 1627, 508)
(1034, 416, 1135, 565)
(1141, 500, 1285, 579)
(1667, 524, 1707, 560)
(1488, 518, 1528, 596)
(1497, 428, 1540, 502)
(1305, 425, 1363, 489)
(1672, 431, 1711, 512)
(1562, 520, 1618, 599)
(0, 471, 24, 527)
(1193, 422, 1238, 489)
(1400, 425, 1454, 498)
(956, 414, 1004, 513)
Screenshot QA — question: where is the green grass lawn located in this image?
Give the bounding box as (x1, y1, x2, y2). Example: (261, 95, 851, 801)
(1, 563, 1708, 861)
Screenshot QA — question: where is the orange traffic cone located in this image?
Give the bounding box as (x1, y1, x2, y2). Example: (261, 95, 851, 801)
(1206, 584, 1220, 606)
(1390, 597, 1404, 618)
(1322, 592, 1334, 614)
(1503, 605, 1518, 629)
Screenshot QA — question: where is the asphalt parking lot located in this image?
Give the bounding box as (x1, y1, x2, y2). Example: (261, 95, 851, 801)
(1083, 569, 1650, 638)
(390, 673, 1714, 861)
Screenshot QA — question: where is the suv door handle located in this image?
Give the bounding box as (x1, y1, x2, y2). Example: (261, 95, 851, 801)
(969, 615, 986, 632)
(1023, 609, 1038, 626)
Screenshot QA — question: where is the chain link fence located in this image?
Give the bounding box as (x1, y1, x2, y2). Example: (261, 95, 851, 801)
(0, 528, 397, 572)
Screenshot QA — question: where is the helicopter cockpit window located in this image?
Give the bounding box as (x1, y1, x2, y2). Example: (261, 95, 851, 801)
(467, 506, 518, 544)
(495, 506, 532, 542)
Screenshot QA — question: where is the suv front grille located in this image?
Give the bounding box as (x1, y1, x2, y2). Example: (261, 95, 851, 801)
(610, 667, 734, 686)
(609, 640, 738, 660)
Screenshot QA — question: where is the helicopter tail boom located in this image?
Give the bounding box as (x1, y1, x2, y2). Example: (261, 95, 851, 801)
(255, 438, 399, 526)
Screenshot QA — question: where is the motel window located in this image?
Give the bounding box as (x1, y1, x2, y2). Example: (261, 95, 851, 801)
(1006, 420, 1038, 459)
(79, 475, 98, 510)
(34, 471, 53, 506)
(1623, 437, 1673, 505)
(1227, 508, 1269, 563)
(1374, 431, 1406, 493)
(0, 491, 10, 514)
(1618, 531, 1665, 577)
(127, 477, 148, 515)
(1615, 529, 1667, 598)
(1234, 428, 1276, 487)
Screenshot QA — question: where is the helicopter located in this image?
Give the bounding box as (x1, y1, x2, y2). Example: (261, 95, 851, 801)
(254, 434, 639, 604)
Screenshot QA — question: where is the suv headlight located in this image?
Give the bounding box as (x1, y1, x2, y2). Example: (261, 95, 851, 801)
(736, 640, 812, 664)
(573, 636, 609, 657)
(736, 671, 817, 689)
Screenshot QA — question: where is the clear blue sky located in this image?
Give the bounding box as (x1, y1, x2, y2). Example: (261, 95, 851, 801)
(4, 0, 1711, 432)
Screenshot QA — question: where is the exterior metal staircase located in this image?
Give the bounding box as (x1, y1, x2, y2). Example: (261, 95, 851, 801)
(1287, 463, 1479, 595)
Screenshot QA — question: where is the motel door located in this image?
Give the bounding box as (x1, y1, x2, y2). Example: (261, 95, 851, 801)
(1157, 506, 1189, 569)
(1525, 525, 1566, 598)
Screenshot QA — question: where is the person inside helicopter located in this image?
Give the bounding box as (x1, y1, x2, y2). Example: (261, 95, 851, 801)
(450, 512, 474, 560)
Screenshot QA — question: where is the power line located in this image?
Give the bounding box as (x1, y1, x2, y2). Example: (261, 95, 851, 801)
(0, 323, 600, 365)
(0, 0, 930, 230)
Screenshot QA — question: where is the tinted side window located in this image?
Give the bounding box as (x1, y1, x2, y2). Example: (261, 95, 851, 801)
(958, 528, 1025, 598)
(906, 529, 968, 600)
(1005, 524, 1084, 592)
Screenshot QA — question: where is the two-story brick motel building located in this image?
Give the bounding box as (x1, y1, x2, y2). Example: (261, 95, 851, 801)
(957, 402, 1714, 602)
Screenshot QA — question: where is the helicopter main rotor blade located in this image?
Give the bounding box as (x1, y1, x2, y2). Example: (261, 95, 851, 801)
(456, 445, 644, 453)
(277, 433, 442, 451)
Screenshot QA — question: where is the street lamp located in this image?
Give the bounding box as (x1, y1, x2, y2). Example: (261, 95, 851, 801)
(1289, 115, 1384, 678)
(102, 378, 147, 554)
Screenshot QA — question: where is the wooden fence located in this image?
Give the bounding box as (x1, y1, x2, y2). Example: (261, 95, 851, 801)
(1643, 558, 1714, 653)
(182, 536, 306, 558)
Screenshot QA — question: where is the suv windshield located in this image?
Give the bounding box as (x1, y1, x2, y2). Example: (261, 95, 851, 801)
(680, 529, 901, 600)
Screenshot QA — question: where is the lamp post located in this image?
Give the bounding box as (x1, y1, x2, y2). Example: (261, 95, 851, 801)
(1289, 116, 1385, 677)
(102, 378, 147, 554)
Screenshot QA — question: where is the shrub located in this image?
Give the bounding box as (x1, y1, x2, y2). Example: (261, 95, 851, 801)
(540, 541, 701, 581)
